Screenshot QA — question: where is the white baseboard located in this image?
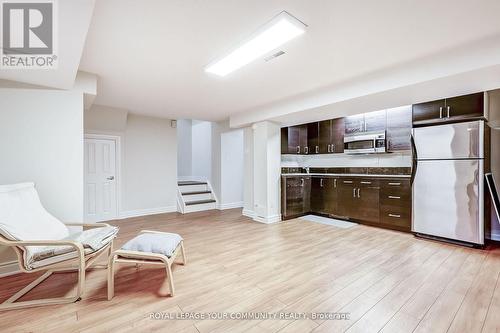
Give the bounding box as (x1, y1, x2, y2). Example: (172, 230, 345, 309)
(253, 214, 282, 224)
(217, 201, 244, 210)
(0, 261, 20, 278)
(119, 206, 177, 219)
(242, 208, 255, 218)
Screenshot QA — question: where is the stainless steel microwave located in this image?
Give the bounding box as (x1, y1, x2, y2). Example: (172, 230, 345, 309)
(344, 131, 386, 154)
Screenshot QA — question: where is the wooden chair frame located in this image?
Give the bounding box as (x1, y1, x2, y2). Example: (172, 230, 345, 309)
(0, 223, 114, 311)
(107, 230, 186, 299)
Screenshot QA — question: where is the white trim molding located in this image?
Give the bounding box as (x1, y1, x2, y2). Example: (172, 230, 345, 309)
(217, 201, 244, 210)
(253, 214, 282, 224)
(0, 261, 20, 278)
(119, 206, 177, 219)
(242, 209, 255, 219)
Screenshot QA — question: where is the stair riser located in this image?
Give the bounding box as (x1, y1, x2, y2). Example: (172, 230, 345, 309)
(183, 193, 213, 202)
(179, 184, 208, 192)
(184, 202, 217, 213)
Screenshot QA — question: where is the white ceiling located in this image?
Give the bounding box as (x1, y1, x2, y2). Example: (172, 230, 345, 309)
(0, 0, 95, 89)
(79, 0, 500, 122)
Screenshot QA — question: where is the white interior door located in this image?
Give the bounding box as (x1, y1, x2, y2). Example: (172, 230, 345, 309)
(84, 138, 118, 222)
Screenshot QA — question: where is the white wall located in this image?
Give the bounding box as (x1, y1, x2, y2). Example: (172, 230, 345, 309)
(220, 130, 244, 209)
(252, 121, 281, 223)
(177, 119, 192, 178)
(122, 115, 177, 213)
(210, 120, 230, 202)
(0, 88, 84, 272)
(85, 104, 128, 133)
(191, 120, 212, 181)
(243, 127, 254, 217)
(84, 106, 178, 218)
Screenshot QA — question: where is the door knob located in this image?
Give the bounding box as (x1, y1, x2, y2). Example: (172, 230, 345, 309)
(107, 176, 115, 180)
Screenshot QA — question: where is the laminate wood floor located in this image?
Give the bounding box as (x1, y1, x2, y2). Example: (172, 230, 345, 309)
(1, 209, 500, 333)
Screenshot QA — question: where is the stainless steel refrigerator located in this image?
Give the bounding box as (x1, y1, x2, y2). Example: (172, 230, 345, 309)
(412, 120, 485, 245)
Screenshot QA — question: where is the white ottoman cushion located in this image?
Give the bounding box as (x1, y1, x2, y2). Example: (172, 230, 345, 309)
(121, 232, 182, 258)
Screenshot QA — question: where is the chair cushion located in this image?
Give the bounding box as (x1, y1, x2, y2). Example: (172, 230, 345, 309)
(0, 183, 69, 241)
(121, 232, 182, 258)
(24, 226, 119, 270)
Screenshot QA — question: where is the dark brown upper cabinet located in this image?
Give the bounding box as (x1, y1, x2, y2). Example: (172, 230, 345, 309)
(345, 111, 387, 135)
(412, 99, 445, 124)
(344, 114, 365, 135)
(318, 120, 331, 154)
(306, 122, 319, 154)
(318, 118, 345, 154)
(412, 92, 485, 126)
(386, 106, 412, 152)
(281, 125, 307, 154)
(331, 118, 345, 153)
(281, 127, 288, 154)
(445, 93, 484, 119)
(364, 110, 387, 132)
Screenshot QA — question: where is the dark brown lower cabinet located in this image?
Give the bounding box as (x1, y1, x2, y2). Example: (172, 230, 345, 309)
(324, 178, 339, 215)
(281, 176, 310, 219)
(311, 177, 325, 213)
(282, 175, 411, 232)
(337, 179, 357, 218)
(355, 180, 380, 223)
(379, 179, 412, 231)
(337, 179, 379, 223)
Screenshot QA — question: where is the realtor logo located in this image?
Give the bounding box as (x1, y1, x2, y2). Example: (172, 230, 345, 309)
(1, 0, 57, 69)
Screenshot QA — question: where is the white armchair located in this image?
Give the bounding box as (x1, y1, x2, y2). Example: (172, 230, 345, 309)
(0, 183, 118, 310)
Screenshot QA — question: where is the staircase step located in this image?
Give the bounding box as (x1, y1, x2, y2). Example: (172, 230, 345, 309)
(185, 199, 216, 206)
(182, 190, 211, 196)
(178, 181, 207, 186)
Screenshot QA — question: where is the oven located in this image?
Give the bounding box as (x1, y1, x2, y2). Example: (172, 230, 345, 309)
(344, 131, 386, 154)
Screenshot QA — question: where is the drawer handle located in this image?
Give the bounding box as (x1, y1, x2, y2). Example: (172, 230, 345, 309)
(388, 182, 401, 186)
(388, 196, 401, 199)
(388, 214, 401, 218)
(361, 181, 372, 184)
(343, 180, 353, 184)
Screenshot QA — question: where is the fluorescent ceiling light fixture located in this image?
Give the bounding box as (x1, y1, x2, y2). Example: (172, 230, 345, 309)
(205, 11, 306, 77)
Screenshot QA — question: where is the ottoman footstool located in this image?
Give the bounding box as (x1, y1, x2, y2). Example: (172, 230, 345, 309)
(107, 230, 186, 300)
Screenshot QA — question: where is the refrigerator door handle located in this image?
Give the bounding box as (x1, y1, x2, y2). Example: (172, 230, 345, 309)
(410, 133, 418, 186)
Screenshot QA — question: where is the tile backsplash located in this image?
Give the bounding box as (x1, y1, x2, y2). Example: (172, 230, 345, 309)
(281, 151, 412, 168)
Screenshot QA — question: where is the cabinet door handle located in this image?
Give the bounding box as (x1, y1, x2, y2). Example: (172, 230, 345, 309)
(388, 182, 401, 186)
(301, 178, 304, 186)
(353, 188, 356, 198)
(320, 179, 324, 187)
(334, 179, 337, 188)
(447, 106, 450, 118)
(327, 144, 330, 153)
(297, 146, 300, 154)
(360, 181, 372, 184)
(332, 144, 335, 152)
(439, 106, 443, 119)
(388, 214, 401, 218)
(344, 180, 353, 184)
(316, 146, 319, 154)
(305, 146, 309, 154)
(357, 188, 361, 198)
(388, 196, 401, 199)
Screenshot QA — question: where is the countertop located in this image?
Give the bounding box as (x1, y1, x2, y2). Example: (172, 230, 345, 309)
(281, 173, 411, 178)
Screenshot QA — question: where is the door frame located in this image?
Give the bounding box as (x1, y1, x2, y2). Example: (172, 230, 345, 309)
(84, 133, 122, 222)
